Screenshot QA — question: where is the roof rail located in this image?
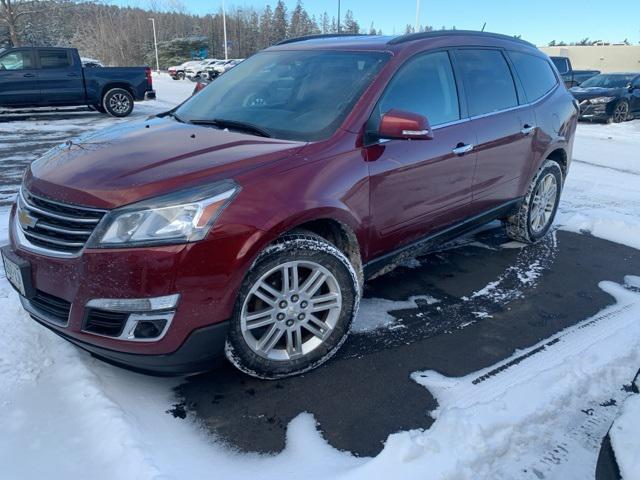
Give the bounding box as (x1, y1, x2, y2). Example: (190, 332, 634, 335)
(387, 30, 535, 48)
(276, 33, 368, 46)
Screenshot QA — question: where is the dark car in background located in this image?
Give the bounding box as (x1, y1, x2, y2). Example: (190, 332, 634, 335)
(551, 56, 600, 88)
(2, 31, 577, 379)
(0, 47, 155, 117)
(570, 73, 640, 123)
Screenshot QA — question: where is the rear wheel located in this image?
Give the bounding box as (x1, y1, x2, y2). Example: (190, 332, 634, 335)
(177, 72, 185, 80)
(225, 233, 359, 379)
(504, 160, 563, 244)
(103, 88, 134, 117)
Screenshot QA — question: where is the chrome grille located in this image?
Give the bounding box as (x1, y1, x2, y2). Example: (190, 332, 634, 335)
(17, 189, 107, 256)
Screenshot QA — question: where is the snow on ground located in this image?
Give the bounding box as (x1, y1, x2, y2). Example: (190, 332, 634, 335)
(611, 371, 640, 480)
(1, 83, 640, 478)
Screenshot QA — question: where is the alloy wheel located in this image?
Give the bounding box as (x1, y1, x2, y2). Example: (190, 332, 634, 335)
(108, 93, 131, 115)
(530, 173, 558, 233)
(613, 102, 628, 123)
(240, 260, 342, 361)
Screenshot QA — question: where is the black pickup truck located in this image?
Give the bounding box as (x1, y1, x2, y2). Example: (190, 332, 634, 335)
(550, 56, 600, 88)
(0, 47, 155, 117)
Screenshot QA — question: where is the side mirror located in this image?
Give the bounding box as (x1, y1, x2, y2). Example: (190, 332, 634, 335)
(379, 109, 433, 141)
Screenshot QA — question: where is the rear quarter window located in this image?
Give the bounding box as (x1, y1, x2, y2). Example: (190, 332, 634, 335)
(509, 51, 558, 103)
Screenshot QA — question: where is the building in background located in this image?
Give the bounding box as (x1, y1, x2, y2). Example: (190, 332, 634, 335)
(540, 45, 640, 73)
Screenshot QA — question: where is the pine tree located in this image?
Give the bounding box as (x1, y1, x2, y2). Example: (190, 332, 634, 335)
(320, 12, 330, 34)
(272, 0, 287, 42)
(258, 4, 272, 49)
(343, 9, 359, 34)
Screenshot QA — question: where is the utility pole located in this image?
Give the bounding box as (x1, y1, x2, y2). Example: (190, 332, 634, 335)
(148, 17, 160, 72)
(415, 0, 421, 32)
(337, 0, 341, 34)
(222, 0, 228, 60)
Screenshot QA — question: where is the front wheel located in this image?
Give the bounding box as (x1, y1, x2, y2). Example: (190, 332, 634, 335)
(103, 88, 134, 117)
(225, 233, 360, 379)
(611, 100, 629, 123)
(504, 160, 563, 244)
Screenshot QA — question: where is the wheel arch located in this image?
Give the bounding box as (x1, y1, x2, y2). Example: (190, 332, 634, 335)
(101, 83, 136, 101)
(261, 209, 366, 287)
(545, 147, 569, 178)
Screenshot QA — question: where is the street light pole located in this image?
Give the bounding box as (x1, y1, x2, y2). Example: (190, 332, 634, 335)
(222, 0, 228, 60)
(415, 0, 421, 32)
(148, 17, 160, 72)
(337, 0, 341, 34)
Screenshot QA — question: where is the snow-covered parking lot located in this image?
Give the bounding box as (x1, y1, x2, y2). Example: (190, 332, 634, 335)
(1, 75, 640, 479)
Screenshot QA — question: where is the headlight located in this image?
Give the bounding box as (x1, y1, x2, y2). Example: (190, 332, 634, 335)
(589, 96, 616, 104)
(88, 180, 239, 248)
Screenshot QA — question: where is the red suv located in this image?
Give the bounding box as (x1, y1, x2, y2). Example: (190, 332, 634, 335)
(2, 32, 577, 379)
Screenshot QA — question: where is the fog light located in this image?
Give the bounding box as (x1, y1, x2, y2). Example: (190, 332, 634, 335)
(84, 296, 177, 342)
(133, 319, 168, 339)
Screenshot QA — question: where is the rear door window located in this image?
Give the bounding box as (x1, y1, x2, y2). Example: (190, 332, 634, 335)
(375, 50, 460, 127)
(38, 50, 72, 69)
(509, 51, 558, 102)
(455, 49, 518, 117)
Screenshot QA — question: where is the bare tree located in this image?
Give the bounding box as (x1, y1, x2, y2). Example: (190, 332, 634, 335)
(0, 0, 42, 46)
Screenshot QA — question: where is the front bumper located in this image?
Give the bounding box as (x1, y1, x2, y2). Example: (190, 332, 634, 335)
(32, 311, 229, 375)
(578, 100, 611, 120)
(5, 201, 267, 372)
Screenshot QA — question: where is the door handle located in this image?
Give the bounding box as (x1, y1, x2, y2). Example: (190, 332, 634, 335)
(521, 124, 536, 135)
(67, 73, 79, 77)
(23, 73, 36, 78)
(452, 143, 474, 155)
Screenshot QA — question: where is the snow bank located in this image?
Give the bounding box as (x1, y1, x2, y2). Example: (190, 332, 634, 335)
(405, 278, 640, 479)
(611, 377, 640, 480)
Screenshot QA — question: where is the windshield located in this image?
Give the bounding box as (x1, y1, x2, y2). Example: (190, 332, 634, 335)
(175, 50, 389, 141)
(580, 74, 634, 89)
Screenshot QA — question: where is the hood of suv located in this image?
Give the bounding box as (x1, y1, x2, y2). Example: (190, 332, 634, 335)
(25, 116, 305, 209)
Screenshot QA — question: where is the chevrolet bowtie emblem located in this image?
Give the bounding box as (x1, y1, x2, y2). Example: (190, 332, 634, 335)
(18, 209, 38, 229)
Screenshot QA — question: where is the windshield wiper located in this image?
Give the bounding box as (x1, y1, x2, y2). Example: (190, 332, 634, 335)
(188, 118, 273, 138)
(166, 111, 186, 123)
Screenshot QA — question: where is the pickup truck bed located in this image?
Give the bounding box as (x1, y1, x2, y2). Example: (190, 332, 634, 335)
(0, 47, 155, 117)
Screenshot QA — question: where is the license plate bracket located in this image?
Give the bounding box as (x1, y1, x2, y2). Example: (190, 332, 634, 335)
(1, 246, 35, 299)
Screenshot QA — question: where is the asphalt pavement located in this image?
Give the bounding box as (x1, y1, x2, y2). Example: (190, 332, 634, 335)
(177, 228, 640, 457)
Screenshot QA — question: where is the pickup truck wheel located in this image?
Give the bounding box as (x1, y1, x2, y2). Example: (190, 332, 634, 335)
(103, 88, 134, 117)
(225, 233, 360, 379)
(504, 160, 563, 244)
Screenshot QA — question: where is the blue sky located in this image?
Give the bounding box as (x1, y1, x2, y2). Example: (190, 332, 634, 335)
(126, 0, 640, 46)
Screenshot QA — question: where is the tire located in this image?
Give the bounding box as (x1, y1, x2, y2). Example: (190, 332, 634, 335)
(225, 233, 360, 379)
(504, 160, 563, 244)
(177, 72, 185, 80)
(611, 99, 629, 123)
(102, 88, 134, 117)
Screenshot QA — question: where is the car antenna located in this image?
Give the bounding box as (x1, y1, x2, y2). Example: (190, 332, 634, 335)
(481, 22, 486, 32)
